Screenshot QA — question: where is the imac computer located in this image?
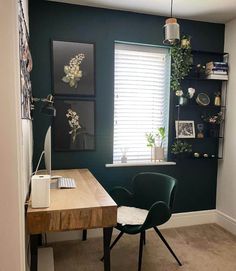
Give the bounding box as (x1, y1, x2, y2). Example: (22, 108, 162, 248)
(44, 126, 51, 176)
(35, 126, 54, 177)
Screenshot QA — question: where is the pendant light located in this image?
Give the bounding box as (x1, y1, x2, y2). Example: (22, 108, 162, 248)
(163, 0, 180, 45)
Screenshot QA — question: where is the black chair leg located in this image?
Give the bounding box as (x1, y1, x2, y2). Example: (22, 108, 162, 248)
(101, 231, 124, 261)
(143, 231, 146, 245)
(82, 229, 87, 241)
(110, 231, 124, 251)
(153, 227, 182, 266)
(138, 231, 145, 271)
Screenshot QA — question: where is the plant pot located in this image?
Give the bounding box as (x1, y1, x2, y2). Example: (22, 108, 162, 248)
(207, 123, 220, 138)
(181, 38, 191, 48)
(151, 147, 164, 161)
(179, 96, 188, 106)
(173, 152, 192, 161)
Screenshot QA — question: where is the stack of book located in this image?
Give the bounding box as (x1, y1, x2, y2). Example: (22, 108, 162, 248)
(205, 61, 228, 80)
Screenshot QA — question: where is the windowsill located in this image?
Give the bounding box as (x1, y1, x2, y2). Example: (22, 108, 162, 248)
(105, 161, 176, 168)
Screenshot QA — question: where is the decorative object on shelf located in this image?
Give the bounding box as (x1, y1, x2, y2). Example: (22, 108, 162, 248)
(178, 96, 188, 106)
(205, 61, 228, 80)
(171, 140, 192, 157)
(196, 93, 210, 106)
(175, 120, 195, 138)
(52, 40, 95, 96)
(170, 35, 192, 94)
(190, 64, 206, 78)
(176, 87, 195, 105)
(214, 92, 221, 106)
(54, 99, 95, 151)
(120, 148, 128, 163)
(193, 153, 217, 159)
(196, 123, 204, 138)
(196, 64, 206, 77)
(201, 111, 224, 124)
(163, 0, 180, 45)
(201, 112, 224, 138)
(188, 87, 196, 98)
(145, 127, 165, 161)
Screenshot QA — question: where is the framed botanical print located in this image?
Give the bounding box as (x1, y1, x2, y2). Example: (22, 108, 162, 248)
(54, 99, 95, 151)
(175, 120, 195, 138)
(52, 40, 95, 96)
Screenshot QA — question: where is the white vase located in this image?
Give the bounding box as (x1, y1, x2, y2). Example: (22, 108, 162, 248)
(151, 147, 164, 161)
(121, 155, 127, 163)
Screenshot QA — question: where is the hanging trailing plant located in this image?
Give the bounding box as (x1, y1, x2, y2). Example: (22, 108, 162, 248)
(170, 35, 193, 93)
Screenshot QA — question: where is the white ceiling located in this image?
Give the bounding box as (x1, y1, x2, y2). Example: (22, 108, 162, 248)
(49, 0, 236, 23)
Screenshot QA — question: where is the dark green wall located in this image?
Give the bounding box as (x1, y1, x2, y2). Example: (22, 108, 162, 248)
(29, 0, 225, 213)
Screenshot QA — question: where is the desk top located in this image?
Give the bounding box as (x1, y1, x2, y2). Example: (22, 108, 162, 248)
(27, 169, 117, 234)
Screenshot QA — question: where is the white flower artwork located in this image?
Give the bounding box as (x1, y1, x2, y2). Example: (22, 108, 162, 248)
(62, 54, 85, 88)
(66, 108, 81, 143)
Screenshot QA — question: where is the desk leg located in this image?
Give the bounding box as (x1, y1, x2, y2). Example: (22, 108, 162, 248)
(30, 234, 42, 271)
(82, 229, 87, 241)
(103, 227, 113, 271)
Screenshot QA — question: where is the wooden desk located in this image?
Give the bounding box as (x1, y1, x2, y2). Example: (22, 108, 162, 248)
(27, 169, 117, 271)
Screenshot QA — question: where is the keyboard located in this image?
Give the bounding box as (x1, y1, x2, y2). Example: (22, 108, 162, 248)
(58, 177, 76, 189)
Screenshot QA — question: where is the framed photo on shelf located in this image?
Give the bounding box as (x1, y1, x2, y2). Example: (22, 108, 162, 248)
(53, 99, 95, 151)
(52, 40, 95, 96)
(175, 120, 195, 138)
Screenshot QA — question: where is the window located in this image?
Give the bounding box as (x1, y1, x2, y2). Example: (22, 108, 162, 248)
(113, 43, 170, 163)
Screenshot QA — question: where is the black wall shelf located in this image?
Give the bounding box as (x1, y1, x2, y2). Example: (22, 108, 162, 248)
(171, 50, 228, 160)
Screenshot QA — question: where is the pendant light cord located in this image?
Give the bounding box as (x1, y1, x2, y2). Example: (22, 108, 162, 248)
(171, 0, 173, 18)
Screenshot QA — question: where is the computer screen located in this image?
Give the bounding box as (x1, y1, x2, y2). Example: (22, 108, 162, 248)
(34, 126, 51, 176)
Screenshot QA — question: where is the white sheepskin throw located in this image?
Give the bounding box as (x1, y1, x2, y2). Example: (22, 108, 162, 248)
(117, 206, 148, 225)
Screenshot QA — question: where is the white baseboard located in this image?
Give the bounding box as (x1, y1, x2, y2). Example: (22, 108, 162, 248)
(215, 210, 236, 235)
(46, 209, 217, 243)
(160, 209, 217, 229)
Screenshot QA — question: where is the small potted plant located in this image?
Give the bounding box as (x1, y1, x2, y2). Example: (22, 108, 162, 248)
(201, 112, 224, 137)
(171, 140, 192, 159)
(146, 127, 166, 161)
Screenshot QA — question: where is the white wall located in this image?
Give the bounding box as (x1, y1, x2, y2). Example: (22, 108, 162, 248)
(217, 18, 236, 220)
(0, 0, 31, 270)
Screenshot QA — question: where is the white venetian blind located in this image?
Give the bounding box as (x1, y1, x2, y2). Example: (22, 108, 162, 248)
(113, 43, 170, 163)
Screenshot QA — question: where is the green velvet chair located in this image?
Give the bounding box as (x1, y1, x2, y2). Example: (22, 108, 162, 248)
(108, 172, 182, 271)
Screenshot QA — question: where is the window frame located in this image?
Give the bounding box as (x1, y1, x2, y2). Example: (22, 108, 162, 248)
(113, 42, 171, 164)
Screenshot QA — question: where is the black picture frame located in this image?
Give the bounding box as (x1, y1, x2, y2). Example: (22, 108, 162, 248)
(53, 99, 95, 151)
(175, 120, 195, 138)
(52, 40, 95, 96)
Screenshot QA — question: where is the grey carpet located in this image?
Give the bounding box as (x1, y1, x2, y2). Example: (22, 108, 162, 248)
(51, 224, 236, 271)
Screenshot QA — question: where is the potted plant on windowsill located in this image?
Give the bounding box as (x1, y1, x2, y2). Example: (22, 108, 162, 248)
(146, 127, 166, 161)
